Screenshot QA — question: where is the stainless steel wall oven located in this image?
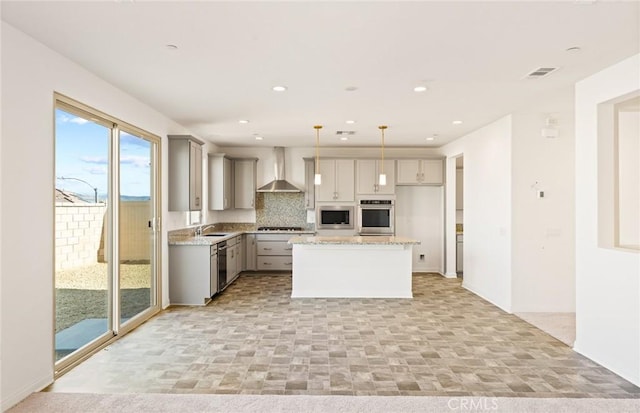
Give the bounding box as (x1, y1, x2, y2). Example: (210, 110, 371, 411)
(358, 199, 395, 235)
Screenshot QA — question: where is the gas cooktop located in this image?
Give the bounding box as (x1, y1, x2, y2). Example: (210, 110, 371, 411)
(257, 226, 304, 231)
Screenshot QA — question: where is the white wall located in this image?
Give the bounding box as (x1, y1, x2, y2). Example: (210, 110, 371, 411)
(440, 89, 576, 315)
(395, 186, 444, 272)
(510, 91, 576, 312)
(441, 116, 513, 311)
(574, 54, 640, 386)
(0, 22, 195, 410)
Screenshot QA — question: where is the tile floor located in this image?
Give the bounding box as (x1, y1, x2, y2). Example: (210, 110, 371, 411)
(46, 273, 640, 398)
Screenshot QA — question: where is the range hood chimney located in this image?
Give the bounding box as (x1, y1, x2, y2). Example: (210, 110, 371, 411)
(256, 147, 302, 193)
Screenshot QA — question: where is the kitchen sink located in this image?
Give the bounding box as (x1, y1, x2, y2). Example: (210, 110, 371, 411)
(203, 233, 228, 237)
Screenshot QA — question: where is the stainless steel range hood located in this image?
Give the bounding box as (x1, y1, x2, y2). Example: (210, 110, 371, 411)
(256, 147, 302, 193)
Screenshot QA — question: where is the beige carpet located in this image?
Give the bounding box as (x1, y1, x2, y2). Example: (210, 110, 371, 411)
(8, 393, 640, 413)
(515, 312, 576, 347)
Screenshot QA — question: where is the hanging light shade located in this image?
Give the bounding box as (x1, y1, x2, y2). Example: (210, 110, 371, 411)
(314, 125, 322, 185)
(378, 125, 387, 185)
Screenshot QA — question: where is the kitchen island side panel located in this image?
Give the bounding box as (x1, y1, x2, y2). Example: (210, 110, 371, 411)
(291, 244, 413, 298)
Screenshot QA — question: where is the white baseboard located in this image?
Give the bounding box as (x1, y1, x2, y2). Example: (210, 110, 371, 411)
(443, 271, 458, 278)
(462, 281, 511, 313)
(573, 342, 640, 387)
(1, 373, 53, 411)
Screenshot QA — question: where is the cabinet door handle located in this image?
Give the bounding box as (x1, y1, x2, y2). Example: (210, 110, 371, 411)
(263, 262, 272, 266)
(285, 262, 292, 266)
(263, 247, 272, 250)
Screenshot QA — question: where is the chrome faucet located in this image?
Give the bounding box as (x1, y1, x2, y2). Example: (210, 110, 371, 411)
(196, 224, 216, 237)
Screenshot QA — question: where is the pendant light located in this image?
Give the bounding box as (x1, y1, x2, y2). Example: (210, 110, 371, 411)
(314, 125, 322, 185)
(378, 125, 387, 186)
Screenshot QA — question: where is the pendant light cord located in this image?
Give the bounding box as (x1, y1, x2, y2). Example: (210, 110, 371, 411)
(314, 125, 322, 172)
(379, 125, 387, 175)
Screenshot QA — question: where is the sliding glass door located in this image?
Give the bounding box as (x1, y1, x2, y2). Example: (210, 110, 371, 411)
(118, 130, 157, 326)
(54, 107, 113, 362)
(54, 95, 160, 372)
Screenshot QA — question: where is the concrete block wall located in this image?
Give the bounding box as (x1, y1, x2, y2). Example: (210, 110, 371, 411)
(55, 203, 106, 270)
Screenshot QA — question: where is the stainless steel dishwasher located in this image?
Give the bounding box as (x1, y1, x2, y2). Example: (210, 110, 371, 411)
(217, 241, 228, 292)
(210, 245, 218, 297)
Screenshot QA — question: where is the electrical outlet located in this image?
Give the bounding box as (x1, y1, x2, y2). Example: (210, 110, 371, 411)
(419, 254, 425, 261)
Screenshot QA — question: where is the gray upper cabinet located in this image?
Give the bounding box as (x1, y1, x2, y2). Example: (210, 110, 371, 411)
(317, 159, 355, 202)
(304, 158, 315, 210)
(233, 159, 258, 209)
(168, 135, 204, 211)
(210, 155, 257, 210)
(396, 159, 444, 185)
(209, 154, 232, 210)
(356, 159, 396, 195)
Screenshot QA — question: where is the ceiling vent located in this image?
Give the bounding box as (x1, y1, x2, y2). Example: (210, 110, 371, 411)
(336, 131, 356, 135)
(525, 67, 559, 79)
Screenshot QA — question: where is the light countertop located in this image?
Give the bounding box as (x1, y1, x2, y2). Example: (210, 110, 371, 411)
(169, 230, 315, 246)
(288, 235, 420, 246)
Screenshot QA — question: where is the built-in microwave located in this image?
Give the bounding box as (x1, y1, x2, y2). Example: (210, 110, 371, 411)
(358, 199, 395, 235)
(316, 205, 354, 230)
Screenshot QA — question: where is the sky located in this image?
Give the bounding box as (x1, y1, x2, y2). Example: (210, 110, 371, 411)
(55, 109, 152, 201)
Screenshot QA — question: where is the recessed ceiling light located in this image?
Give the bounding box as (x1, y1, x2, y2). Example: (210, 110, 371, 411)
(414, 86, 427, 92)
(345, 120, 356, 124)
(238, 120, 250, 124)
(165, 44, 178, 50)
(426, 137, 435, 141)
(344, 86, 358, 92)
(254, 136, 263, 141)
(340, 137, 349, 141)
(452, 120, 463, 125)
(272, 86, 287, 92)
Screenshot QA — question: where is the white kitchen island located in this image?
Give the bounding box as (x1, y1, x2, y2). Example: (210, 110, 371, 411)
(288, 235, 419, 298)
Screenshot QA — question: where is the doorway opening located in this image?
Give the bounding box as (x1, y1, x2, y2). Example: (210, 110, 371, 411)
(455, 156, 464, 277)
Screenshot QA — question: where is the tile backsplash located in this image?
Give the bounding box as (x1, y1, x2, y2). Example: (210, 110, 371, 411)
(255, 192, 310, 228)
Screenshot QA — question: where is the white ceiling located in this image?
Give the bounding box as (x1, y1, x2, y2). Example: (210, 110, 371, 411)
(1, 1, 638, 148)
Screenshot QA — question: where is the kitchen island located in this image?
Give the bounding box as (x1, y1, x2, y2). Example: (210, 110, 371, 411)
(288, 235, 419, 298)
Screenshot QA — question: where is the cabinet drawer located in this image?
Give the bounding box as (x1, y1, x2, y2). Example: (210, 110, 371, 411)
(255, 233, 293, 242)
(257, 241, 292, 256)
(257, 256, 293, 271)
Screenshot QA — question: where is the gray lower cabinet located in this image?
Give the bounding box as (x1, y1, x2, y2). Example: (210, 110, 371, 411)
(227, 236, 238, 281)
(256, 234, 293, 271)
(245, 234, 257, 271)
(456, 234, 463, 274)
(169, 244, 217, 305)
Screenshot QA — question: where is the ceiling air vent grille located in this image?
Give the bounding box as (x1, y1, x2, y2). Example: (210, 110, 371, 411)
(336, 131, 356, 135)
(525, 67, 559, 79)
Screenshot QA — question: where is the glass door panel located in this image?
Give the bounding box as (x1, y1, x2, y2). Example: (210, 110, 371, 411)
(118, 130, 156, 326)
(54, 108, 113, 362)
